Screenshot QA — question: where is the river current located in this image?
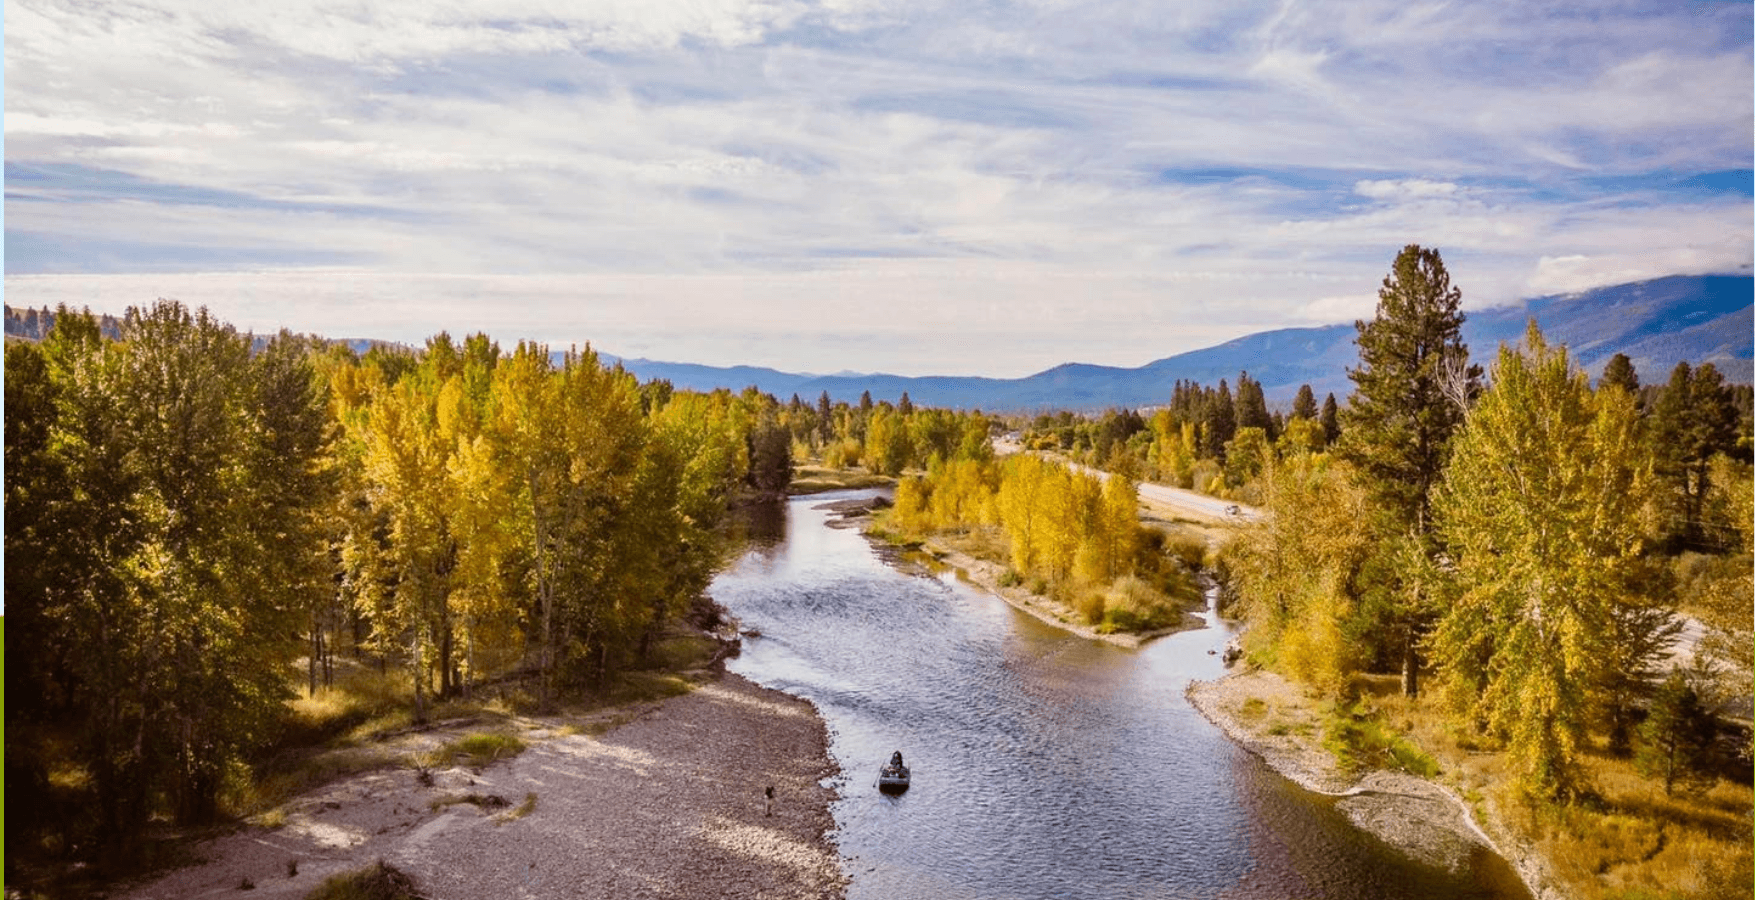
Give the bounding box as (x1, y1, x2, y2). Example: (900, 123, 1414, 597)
(714, 491, 1530, 900)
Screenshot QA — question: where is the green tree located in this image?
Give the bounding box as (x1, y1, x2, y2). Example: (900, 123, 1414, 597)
(1636, 669, 1720, 796)
(1339, 244, 1480, 697)
(1649, 361, 1740, 550)
(1203, 380, 1236, 460)
(1234, 373, 1272, 436)
(1598, 352, 1639, 395)
(745, 407, 795, 495)
(816, 391, 833, 445)
(1291, 384, 1318, 422)
(1319, 392, 1340, 446)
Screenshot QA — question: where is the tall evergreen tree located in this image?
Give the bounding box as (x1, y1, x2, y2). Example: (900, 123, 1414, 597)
(1320, 393, 1340, 446)
(1234, 372, 1273, 438)
(1204, 380, 1236, 460)
(1650, 361, 1740, 550)
(1636, 669, 1720, 797)
(1339, 244, 1480, 697)
(1599, 352, 1639, 395)
(1291, 384, 1318, 421)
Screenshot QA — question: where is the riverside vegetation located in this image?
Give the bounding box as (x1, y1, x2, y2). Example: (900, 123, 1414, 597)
(772, 391, 1208, 636)
(4, 301, 798, 894)
(805, 246, 1752, 898)
(1210, 247, 1751, 900)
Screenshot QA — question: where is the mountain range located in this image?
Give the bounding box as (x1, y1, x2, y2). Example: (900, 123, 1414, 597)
(6, 274, 1748, 411)
(608, 274, 1753, 409)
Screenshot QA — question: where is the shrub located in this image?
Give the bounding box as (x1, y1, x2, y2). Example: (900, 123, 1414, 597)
(304, 860, 424, 900)
(442, 732, 526, 768)
(1323, 701, 1440, 778)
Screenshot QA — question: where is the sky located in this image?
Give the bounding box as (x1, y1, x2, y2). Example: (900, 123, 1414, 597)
(4, 0, 1751, 378)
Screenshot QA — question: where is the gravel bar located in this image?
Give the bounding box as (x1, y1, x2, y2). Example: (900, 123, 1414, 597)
(113, 673, 847, 900)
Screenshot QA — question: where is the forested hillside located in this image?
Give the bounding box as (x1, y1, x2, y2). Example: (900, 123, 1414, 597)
(4, 301, 797, 871)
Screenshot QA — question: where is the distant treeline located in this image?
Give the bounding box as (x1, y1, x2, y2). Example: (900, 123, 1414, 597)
(5, 303, 124, 341)
(1025, 363, 1751, 517)
(6, 300, 795, 863)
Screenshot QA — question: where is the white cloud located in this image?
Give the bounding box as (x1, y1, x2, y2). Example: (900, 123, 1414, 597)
(1354, 179, 1459, 201)
(4, 0, 1750, 374)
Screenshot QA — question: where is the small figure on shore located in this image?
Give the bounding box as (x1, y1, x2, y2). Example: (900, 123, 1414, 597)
(765, 785, 775, 817)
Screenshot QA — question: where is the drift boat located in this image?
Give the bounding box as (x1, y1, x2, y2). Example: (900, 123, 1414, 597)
(878, 750, 910, 794)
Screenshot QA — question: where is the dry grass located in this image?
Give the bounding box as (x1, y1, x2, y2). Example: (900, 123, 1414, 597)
(1356, 674, 1752, 900)
(439, 732, 527, 768)
(303, 860, 425, 900)
(788, 464, 894, 495)
(496, 792, 539, 825)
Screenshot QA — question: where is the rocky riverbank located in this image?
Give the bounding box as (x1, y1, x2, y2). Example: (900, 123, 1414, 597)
(112, 672, 847, 900)
(1187, 669, 1560, 900)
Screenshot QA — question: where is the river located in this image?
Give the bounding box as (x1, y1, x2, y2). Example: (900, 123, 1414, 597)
(714, 490, 1531, 900)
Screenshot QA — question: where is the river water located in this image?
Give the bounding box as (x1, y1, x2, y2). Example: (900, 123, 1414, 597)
(715, 491, 1530, 900)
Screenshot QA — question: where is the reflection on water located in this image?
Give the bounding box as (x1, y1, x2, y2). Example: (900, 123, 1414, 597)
(714, 491, 1530, 900)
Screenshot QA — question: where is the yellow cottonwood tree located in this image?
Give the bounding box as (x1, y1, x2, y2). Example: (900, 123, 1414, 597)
(1225, 453, 1372, 698)
(1430, 324, 1659, 800)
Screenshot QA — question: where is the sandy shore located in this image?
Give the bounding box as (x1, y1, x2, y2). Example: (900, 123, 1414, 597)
(1187, 669, 1561, 899)
(112, 672, 846, 900)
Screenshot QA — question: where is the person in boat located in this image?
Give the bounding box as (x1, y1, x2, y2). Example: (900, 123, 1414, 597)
(890, 751, 904, 769)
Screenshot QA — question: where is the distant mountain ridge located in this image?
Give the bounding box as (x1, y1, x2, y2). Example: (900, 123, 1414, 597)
(7, 273, 1748, 411)
(611, 274, 1752, 409)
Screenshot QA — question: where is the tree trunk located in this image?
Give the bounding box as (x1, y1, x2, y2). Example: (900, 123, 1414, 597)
(308, 613, 321, 696)
(464, 626, 475, 700)
(412, 628, 427, 723)
(1401, 631, 1421, 698)
(440, 621, 455, 699)
(539, 580, 554, 712)
(321, 625, 333, 688)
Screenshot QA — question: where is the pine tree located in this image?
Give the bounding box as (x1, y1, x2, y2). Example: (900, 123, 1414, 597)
(1339, 244, 1480, 697)
(1341, 244, 1479, 533)
(1234, 372, 1272, 435)
(1636, 669, 1719, 796)
(1204, 380, 1236, 460)
(1320, 393, 1340, 446)
(1650, 361, 1740, 550)
(1599, 352, 1639, 395)
(1291, 384, 1318, 422)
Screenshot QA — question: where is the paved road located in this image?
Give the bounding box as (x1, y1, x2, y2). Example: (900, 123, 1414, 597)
(993, 440, 1260, 523)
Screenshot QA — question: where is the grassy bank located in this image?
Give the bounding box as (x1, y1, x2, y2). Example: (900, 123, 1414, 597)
(1219, 670, 1752, 900)
(788, 463, 896, 495)
(1356, 675, 1750, 900)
